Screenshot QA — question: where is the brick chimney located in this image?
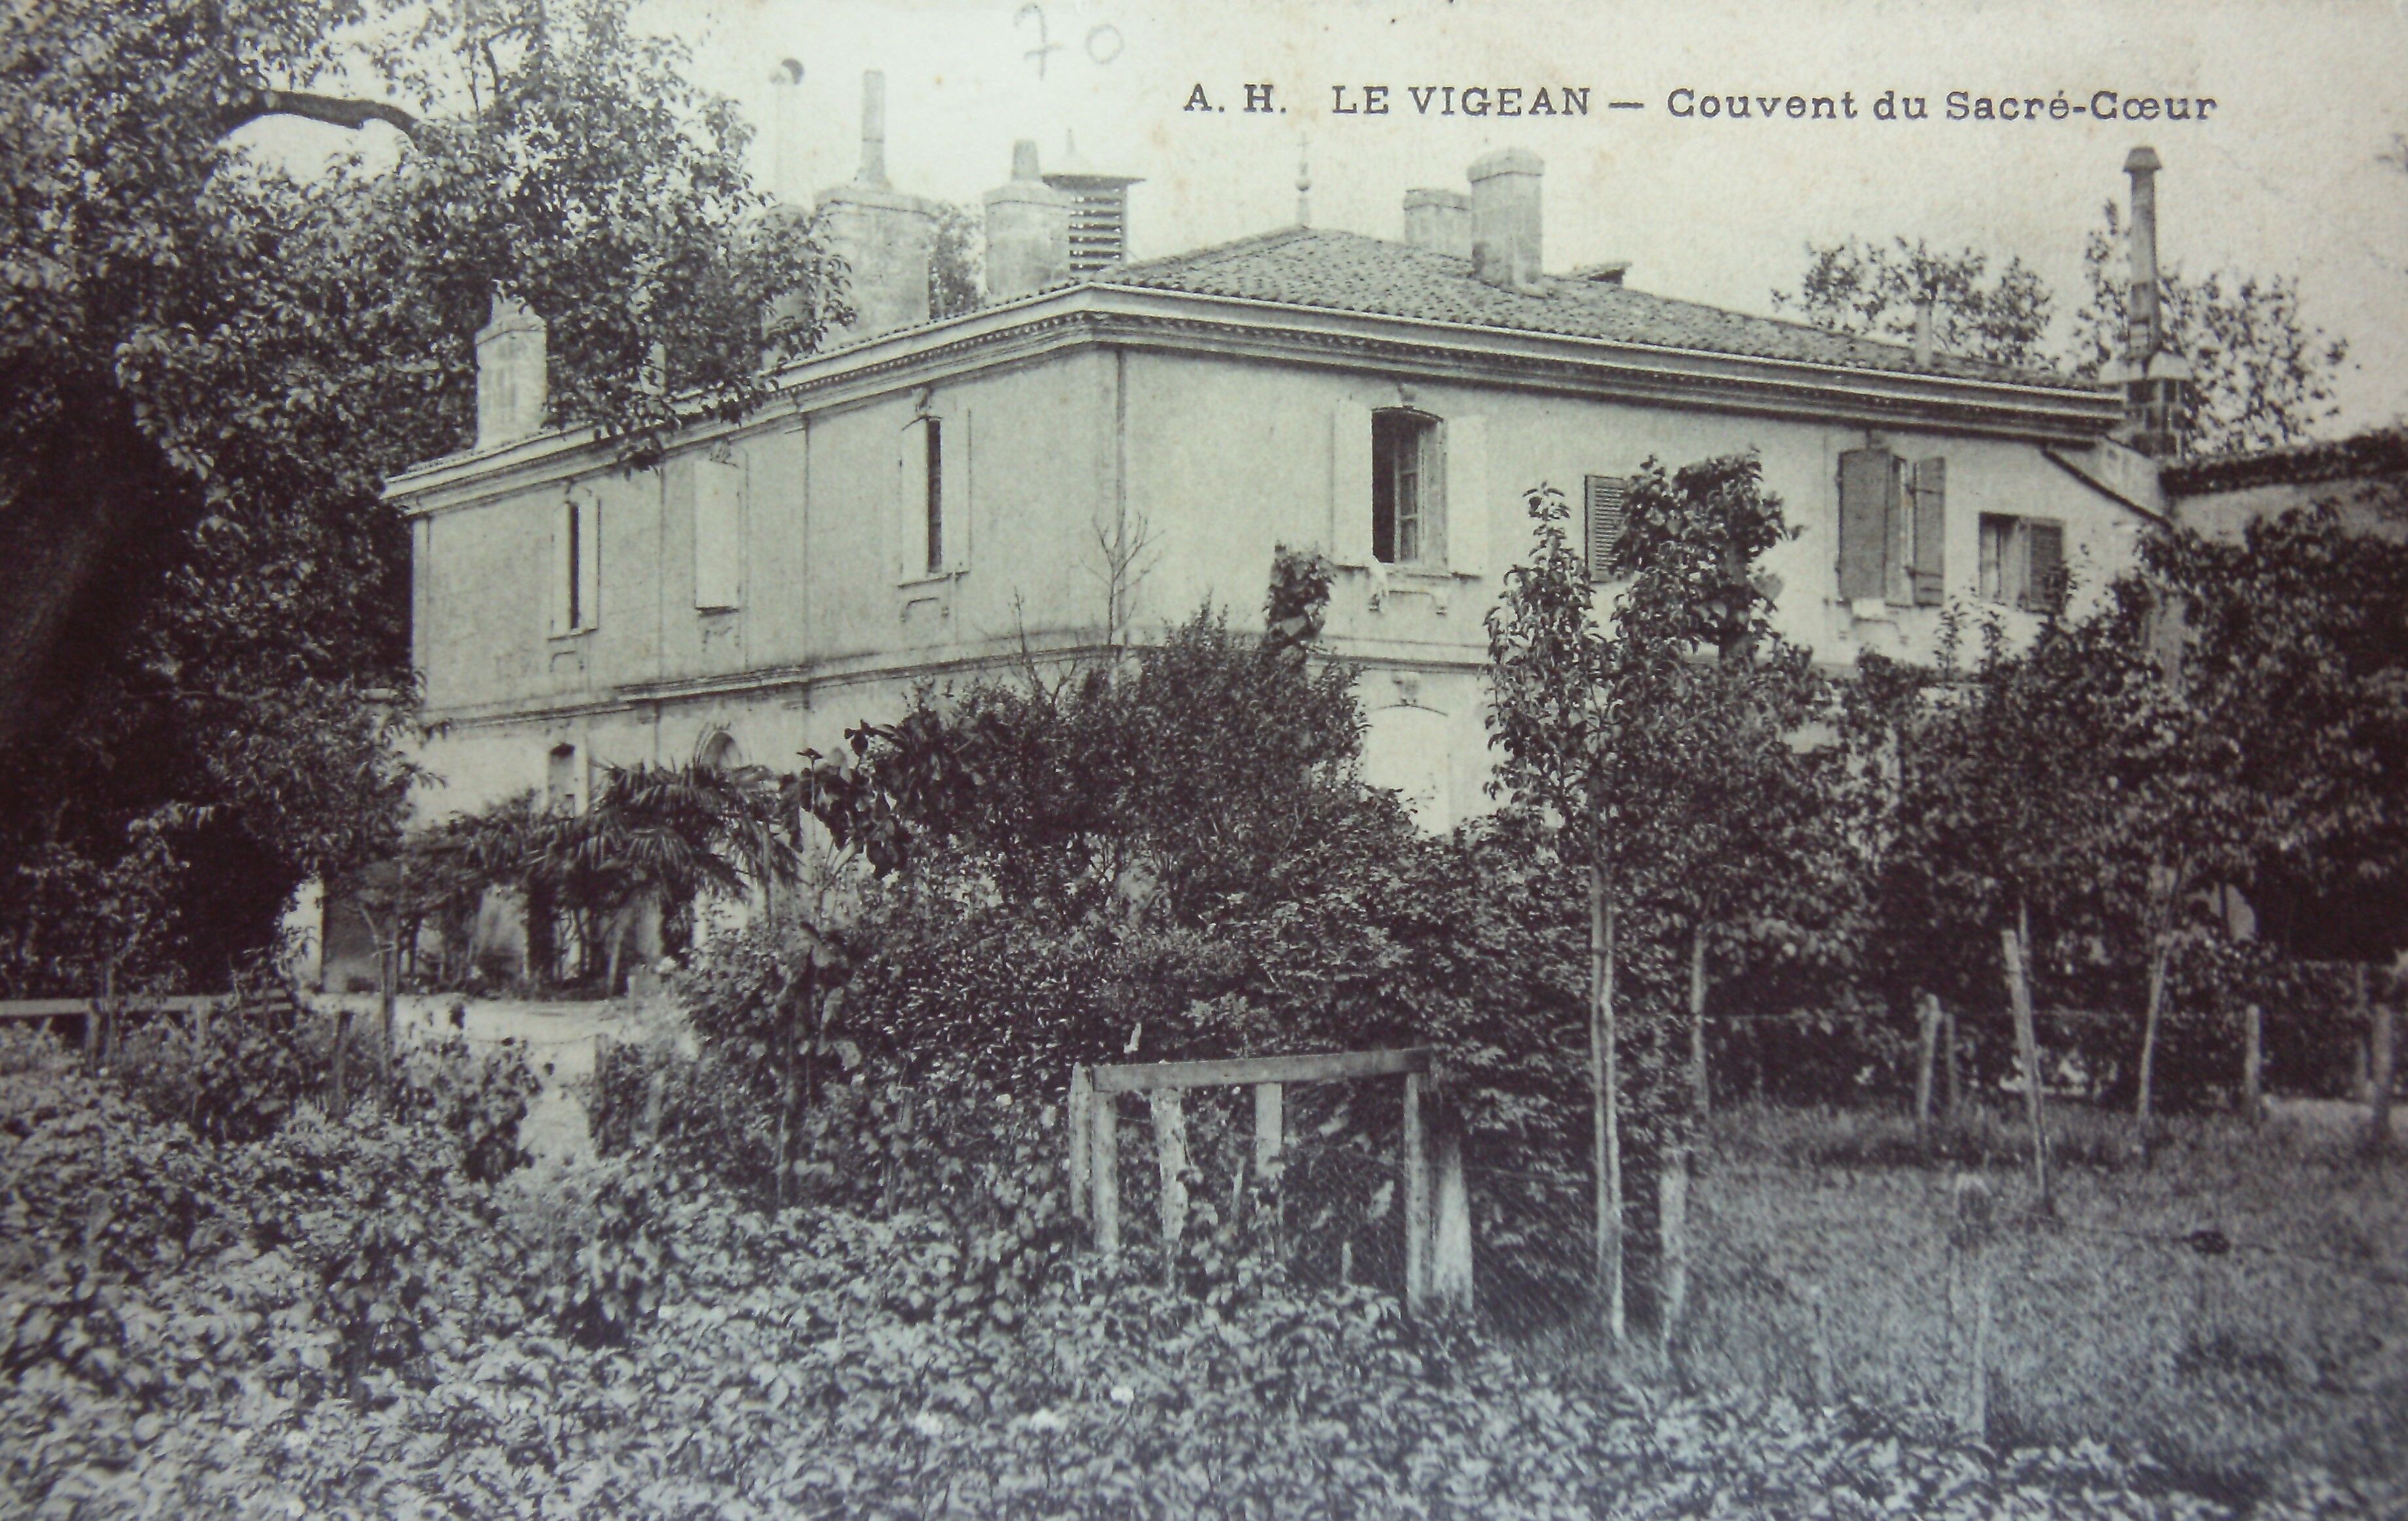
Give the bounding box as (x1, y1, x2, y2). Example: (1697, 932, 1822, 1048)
(1402, 187, 1472, 258)
(475, 292, 547, 449)
(2107, 145, 2193, 457)
(1468, 149, 1546, 293)
(983, 140, 1072, 301)
(815, 71, 936, 342)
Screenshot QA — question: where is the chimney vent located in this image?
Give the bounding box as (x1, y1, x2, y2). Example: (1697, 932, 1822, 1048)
(1402, 188, 1472, 258)
(1042, 131, 1142, 275)
(475, 292, 547, 449)
(1468, 149, 1546, 293)
(984, 140, 1073, 301)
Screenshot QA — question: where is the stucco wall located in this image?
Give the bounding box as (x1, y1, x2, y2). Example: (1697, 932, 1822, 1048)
(408, 341, 2145, 831)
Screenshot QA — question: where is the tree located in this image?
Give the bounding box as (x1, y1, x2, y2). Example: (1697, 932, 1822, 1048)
(2068, 201, 2349, 456)
(0, 0, 841, 989)
(929, 200, 985, 319)
(1770, 238, 2056, 369)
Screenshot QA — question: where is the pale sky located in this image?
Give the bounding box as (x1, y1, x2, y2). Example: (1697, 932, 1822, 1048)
(288, 0, 2408, 432)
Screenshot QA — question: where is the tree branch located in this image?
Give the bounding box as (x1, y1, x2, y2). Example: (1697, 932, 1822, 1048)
(219, 88, 419, 140)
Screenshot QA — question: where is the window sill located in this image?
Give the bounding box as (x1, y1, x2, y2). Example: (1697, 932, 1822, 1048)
(548, 626, 597, 643)
(894, 568, 962, 590)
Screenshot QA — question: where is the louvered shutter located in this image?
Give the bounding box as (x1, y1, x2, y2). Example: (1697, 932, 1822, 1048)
(941, 408, 971, 573)
(1584, 476, 1629, 581)
(1837, 447, 1894, 601)
(1444, 414, 1488, 575)
(2025, 521, 2065, 613)
(1910, 457, 1947, 606)
(1331, 399, 1375, 566)
(694, 453, 744, 609)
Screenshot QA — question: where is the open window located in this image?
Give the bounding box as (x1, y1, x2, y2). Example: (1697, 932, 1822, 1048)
(1332, 401, 1487, 575)
(897, 411, 970, 580)
(551, 491, 600, 635)
(1978, 514, 2067, 613)
(1837, 448, 1945, 607)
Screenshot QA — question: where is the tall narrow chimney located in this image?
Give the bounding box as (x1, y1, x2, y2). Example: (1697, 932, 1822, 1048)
(2125, 146, 2163, 364)
(1468, 149, 1545, 293)
(475, 292, 547, 449)
(814, 71, 935, 342)
(983, 140, 1072, 301)
(2110, 144, 2192, 457)
(1402, 188, 1472, 258)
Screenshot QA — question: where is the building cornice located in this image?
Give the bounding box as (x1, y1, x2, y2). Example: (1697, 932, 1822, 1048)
(385, 285, 2124, 519)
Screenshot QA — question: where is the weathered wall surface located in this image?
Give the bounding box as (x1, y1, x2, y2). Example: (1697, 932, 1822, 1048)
(410, 342, 2145, 831)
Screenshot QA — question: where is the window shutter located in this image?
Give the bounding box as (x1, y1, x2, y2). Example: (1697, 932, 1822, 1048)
(550, 498, 573, 636)
(941, 408, 972, 573)
(1910, 457, 1946, 606)
(694, 453, 744, 610)
(1837, 447, 1893, 601)
(896, 419, 928, 582)
(574, 495, 602, 630)
(2025, 521, 2065, 612)
(1443, 414, 1487, 575)
(1584, 476, 1629, 581)
(1331, 399, 1375, 567)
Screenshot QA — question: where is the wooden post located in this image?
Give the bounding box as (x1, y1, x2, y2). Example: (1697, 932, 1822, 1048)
(1402, 1070, 1432, 1313)
(377, 945, 398, 1097)
(1806, 1283, 1833, 1406)
(1658, 1149, 1691, 1360)
(1591, 865, 1625, 1342)
(2242, 1003, 2264, 1125)
(1067, 1065, 1094, 1220)
(2135, 934, 2173, 1123)
(1092, 1093, 1120, 1257)
(1951, 1173, 1995, 1440)
(332, 1004, 355, 1114)
(1433, 1117, 1474, 1314)
(2002, 903, 2050, 1209)
(1688, 922, 1711, 1120)
(1253, 1081, 1284, 1177)
(2364, 964, 2396, 1155)
(1914, 993, 1942, 1138)
(1943, 1005, 1962, 1116)
(1151, 1090, 1189, 1278)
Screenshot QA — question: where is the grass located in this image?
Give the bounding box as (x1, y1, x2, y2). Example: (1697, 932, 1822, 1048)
(1686, 1104, 2408, 1505)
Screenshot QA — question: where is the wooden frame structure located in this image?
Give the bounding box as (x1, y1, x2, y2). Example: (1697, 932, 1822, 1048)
(1067, 1047, 1473, 1315)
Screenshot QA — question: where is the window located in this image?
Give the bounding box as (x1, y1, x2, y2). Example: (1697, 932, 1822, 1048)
(1837, 448, 1945, 607)
(1978, 514, 2067, 612)
(1372, 410, 1436, 565)
(546, 744, 577, 813)
(923, 418, 944, 574)
(1332, 401, 1486, 575)
(694, 453, 744, 610)
(1584, 475, 1629, 580)
(552, 493, 600, 635)
(897, 411, 968, 581)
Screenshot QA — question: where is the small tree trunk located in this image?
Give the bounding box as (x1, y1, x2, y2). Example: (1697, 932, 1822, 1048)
(2135, 932, 2173, 1123)
(331, 1004, 355, 1114)
(2242, 1002, 2264, 1124)
(376, 943, 398, 1102)
(2362, 964, 2396, 1155)
(2002, 899, 2050, 1210)
(1915, 993, 1943, 1138)
(1688, 922, 1711, 1121)
(1589, 859, 1625, 1343)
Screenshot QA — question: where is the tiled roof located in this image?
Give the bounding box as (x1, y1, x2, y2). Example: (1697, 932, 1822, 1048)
(2160, 427, 2408, 497)
(1103, 227, 2076, 390)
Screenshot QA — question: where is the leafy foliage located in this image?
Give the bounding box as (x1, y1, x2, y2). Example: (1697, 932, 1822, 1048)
(1772, 236, 2057, 368)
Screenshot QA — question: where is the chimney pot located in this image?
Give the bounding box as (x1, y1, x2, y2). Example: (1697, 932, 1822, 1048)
(859, 69, 888, 186)
(475, 292, 548, 449)
(1012, 138, 1041, 181)
(2117, 143, 2189, 456)
(1467, 148, 1545, 292)
(1402, 187, 1472, 258)
(812, 71, 936, 342)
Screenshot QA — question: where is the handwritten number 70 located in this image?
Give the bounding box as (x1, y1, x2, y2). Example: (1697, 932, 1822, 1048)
(1017, 4, 1122, 79)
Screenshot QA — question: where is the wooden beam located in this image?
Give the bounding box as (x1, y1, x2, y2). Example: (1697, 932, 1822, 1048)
(1403, 1071, 1432, 1312)
(1152, 1091, 1189, 1271)
(1092, 1093, 1120, 1256)
(1067, 1065, 1094, 1220)
(1090, 1047, 1432, 1094)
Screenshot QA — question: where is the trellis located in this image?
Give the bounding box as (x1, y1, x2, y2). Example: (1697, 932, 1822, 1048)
(1067, 1047, 1474, 1315)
